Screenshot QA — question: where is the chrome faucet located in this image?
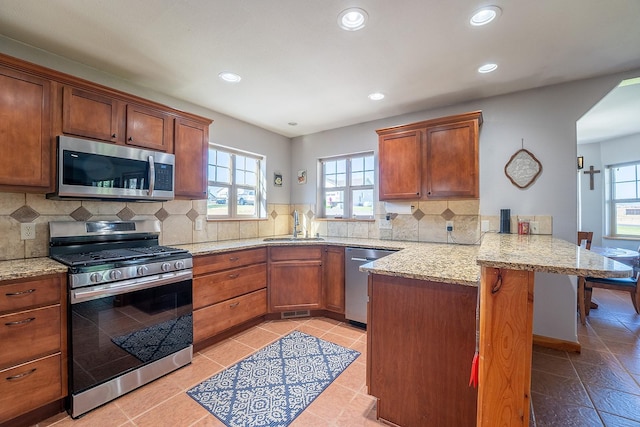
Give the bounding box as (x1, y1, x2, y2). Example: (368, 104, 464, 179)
(293, 210, 300, 238)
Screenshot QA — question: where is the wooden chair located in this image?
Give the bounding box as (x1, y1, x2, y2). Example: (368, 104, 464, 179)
(584, 271, 640, 316)
(576, 231, 593, 325)
(577, 231, 593, 249)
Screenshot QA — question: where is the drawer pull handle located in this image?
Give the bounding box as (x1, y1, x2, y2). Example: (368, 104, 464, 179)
(6, 368, 36, 381)
(229, 302, 240, 308)
(228, 274, 240, 279)
(229, 257, 240, 262)
(5, 317, 36, 326)
(6, 289, 36, 296)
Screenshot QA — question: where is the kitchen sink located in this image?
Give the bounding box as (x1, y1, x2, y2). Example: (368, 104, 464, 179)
(263, 237, 325, 242)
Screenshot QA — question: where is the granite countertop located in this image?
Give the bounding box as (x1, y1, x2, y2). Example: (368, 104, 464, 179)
(1, 233, 631, 285)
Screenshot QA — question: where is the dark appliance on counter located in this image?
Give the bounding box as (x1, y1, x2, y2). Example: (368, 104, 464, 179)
(49, 220, 192, 418)
(48, 135, 175, 202)
(345, 247, 396, 326)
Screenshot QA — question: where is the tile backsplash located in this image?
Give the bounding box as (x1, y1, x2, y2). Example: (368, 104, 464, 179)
(0, 192, 552, 261)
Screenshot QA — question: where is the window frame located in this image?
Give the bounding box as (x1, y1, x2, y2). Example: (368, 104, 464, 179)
(319, 151, 375, 219)
(207, 144, 266, 220)
(607, 160, 640, 238)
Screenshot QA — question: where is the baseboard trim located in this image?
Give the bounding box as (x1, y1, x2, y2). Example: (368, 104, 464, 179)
(533, 334, 581, 353)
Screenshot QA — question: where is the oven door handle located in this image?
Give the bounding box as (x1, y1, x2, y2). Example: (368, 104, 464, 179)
(70, 270, 192, 304)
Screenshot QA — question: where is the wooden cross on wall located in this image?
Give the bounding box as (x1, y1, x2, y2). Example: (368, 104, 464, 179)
(583, 165, 601, 190)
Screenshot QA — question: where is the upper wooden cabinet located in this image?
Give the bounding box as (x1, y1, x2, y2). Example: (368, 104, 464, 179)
(62, 86, 174, 152)
(0, 65, 52, 192)
(377, 111, 482, 201)
(174, 118, 209, 199)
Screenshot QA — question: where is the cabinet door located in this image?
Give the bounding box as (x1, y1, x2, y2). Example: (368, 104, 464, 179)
(125, 103, 173, 151)
(269, 261, 323, 312)
(425, 120, 479, 198)
(378, 130, 422, 200)
(174, 117, 209, 199)
(0, 67, 52, 191)
(62, 86, 120, 143)
(323, 246, 345, 313)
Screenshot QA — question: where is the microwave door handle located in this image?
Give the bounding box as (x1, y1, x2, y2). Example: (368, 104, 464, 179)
(147, 155, 155, 196)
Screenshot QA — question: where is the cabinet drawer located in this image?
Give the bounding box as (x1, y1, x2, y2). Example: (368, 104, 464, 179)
(0, 305, 61, 369)
(194, 248, 267, 275)
(194, 289, 267, 342)
(0, 276, 61, 313)
(194, 263, 266, 309)
(0, 353, 62, 423)
(269, 246, 323, 262)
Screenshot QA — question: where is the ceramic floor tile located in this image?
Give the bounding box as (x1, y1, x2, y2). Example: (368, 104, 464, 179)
(600, 411, 640, 427)
(573, 360, 640, 395)
(530, 371, 593, 408)
(199, 338, 255, 367)
(132, 393, 210, 427)
(231, 325, 281, 349)
(114, 375, 183, 419)
(586, 385, 640, 420)
(530, 392, 603, 427)
(532, 352, 579, 378)
(43, 402, 129, 427)
(165, 354, 225, 391)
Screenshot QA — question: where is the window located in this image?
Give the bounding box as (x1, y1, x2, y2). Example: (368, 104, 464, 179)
(609, 162, 640, 237)
(207, 145, 264, 218)
(320, 152, 374, 218)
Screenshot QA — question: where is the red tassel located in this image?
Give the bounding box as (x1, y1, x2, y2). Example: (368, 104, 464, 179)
(469, 352, 479, 388)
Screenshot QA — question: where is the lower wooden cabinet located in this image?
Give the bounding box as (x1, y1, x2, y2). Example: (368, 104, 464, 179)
(368, 274, 477, 427)
(323, 246, 345, 313)
(268, 246, 323, 312)
(0, 274, 66, 425)
(193, 248, 267, 345)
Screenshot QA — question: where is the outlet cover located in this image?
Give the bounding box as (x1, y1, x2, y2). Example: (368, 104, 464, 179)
(446, 221, 454, 231)
(21, 223, 36, 240)
(195, 217, 204, 231)
(529, 221, 539, 234)
(481, 220, 490, 232)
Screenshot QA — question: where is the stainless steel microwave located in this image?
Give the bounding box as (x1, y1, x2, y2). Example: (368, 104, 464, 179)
(48, 135, 175, 201)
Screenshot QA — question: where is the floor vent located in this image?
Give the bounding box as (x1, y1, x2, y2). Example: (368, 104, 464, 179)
(281, 310, 311, 319)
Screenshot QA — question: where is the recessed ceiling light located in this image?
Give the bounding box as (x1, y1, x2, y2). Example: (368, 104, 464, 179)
(478, 63, 498, 74)
(218, 71, 242, 83)
(470, 6, 501, 26)
(338, 8, 368, 31)
(368, 92, 385, 101)
(288, 122, 298, 126)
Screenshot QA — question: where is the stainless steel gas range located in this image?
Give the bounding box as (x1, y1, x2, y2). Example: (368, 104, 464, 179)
(49, 220, 193, 418)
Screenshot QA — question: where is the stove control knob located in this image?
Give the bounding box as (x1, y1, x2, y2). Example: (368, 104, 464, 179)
(109, 270, 123, 280)
(137, 266, 149, 276)
(175, 260, 185, 270)
(90, 273, 102, 283)
(161, 262, 171, 272)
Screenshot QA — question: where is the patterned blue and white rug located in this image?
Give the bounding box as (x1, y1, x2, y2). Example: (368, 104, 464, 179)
(187, 330, 360, 427)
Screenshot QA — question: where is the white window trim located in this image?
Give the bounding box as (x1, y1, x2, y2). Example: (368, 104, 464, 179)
(607, 160, 640, 238)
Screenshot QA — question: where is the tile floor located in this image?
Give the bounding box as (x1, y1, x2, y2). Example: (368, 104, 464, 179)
(35, 287, 640, 427)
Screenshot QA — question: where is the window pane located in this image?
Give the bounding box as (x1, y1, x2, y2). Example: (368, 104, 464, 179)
(364, 155, 374, 170)
(352, 189, 373, 217)
(325, 161, 336, 175)
(615, 182, 636, 199)
(336, 159, 346, 173)
(236, 189, 256, 216)
(614, 165, 637, 182)
(325, 190, 344, 217)
(352, 156, 364, 172)
(207, 186, 229, 216)
(615, 202, 640, 236)
(351, 170, 363, 186)
(364, 171, 374, 185)
(336, 172, 347, 187)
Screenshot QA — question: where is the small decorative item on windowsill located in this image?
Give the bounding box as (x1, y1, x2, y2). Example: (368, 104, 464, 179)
(297, 169, 307, 185)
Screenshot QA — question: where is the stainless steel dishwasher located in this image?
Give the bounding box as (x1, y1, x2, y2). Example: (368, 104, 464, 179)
(345, 247, 396, 325)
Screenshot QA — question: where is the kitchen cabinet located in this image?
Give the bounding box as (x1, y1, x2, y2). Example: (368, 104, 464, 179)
(62, 85, 174, 152)
(0, 273, 67, 425)
(193, 248, 267, 345)
(268, 246, 323, 312)
(323, 246, 345, 313)
(367, 274, 477, 427)
(377, 111, 482, 201)
(0, 64, 52, 192)
(174, 117, 209, 199)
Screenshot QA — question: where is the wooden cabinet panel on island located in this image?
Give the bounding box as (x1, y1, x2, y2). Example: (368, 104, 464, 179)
(377, 111, 482, 201)
(0, 65, 52, 192)
(0, 273, 67, 425)
(193, 248, 267, 345)
(367, 274, 477, 427)
(269, 246, 323, 312)
(323, 246, 345, 313)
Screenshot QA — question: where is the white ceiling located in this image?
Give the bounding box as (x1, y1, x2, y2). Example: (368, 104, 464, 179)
(1, 0, 639, 139)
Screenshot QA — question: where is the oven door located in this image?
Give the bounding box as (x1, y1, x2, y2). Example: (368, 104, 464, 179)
(69, 270, 192, 417)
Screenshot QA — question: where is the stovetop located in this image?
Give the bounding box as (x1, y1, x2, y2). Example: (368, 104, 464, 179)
(52, 245, 189, 267)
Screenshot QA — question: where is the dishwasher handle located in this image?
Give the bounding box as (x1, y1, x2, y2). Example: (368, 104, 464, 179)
(350, 257, 381, 262)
